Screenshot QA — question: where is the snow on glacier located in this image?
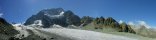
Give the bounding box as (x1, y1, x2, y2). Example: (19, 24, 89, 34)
(12, 23, 137, 40)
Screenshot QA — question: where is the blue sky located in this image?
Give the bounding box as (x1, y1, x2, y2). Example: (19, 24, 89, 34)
(0, 0, 156, 27)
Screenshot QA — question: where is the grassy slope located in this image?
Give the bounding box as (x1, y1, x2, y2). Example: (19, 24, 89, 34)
(81, 23, 156, 40)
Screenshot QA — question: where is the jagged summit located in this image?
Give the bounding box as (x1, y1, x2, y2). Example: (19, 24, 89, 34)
(93, 16, 136, 34)
(39, 8, 64, 16)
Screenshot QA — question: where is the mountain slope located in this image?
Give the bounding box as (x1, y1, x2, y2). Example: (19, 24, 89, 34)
(24, 8, 81, 28)
(93, 17, 136, 34)
(0, 17, 19, 40)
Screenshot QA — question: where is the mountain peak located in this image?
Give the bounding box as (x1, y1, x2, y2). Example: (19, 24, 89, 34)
(24, 8, 81, 28)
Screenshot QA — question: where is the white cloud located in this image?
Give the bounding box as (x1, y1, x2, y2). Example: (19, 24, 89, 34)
(138, 21, 146, 25)
(119, 20, 123, 24)
(137, 21, 151, 28)
(128, 21, 134, 25)
(0, 13, 3, 17)
(120, 20, 154, 29)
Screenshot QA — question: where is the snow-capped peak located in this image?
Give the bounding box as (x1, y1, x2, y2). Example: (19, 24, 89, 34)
(44, 11, 64, 18)
(60, 11, 64, 15)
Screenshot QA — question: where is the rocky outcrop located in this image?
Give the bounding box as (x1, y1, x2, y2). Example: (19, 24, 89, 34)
(0, 17, 19, 40)
(93, 17, 119, 29)
(93, 16, 136, 34)
(119, 23, 136, 34)
(64, 10, 81, 26)
(0, 17, 19, 35)
(81, 16, 93, 26)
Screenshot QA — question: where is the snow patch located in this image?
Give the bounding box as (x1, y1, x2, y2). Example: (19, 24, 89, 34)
(44, 11, 64, 17)
(33, 20, 43, 26)
(13, 23, 30, 39)
(27, 20, 43, 28)
(60, 11, 64, 15)
(51, 24, 64, 28)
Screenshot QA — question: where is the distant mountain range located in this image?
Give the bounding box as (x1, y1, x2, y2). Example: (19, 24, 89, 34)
(80, 16, 136, 34)
(24, 8, 136, 34)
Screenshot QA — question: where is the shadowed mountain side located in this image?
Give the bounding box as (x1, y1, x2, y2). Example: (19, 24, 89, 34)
(0, 18, 19, 40)
(24, 8, 81, 28)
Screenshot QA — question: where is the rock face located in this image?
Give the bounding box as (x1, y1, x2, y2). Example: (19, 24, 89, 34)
(0, 17, 19, 40)
(119, 23, 136, 34)
(94, 17, 120, 29)
(64, 10, 81, 26)
(81, 16, 93, 26)
(24, 8, 81, 28)
(0, 18, 19, 35)
(93, 16, 136, 34)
